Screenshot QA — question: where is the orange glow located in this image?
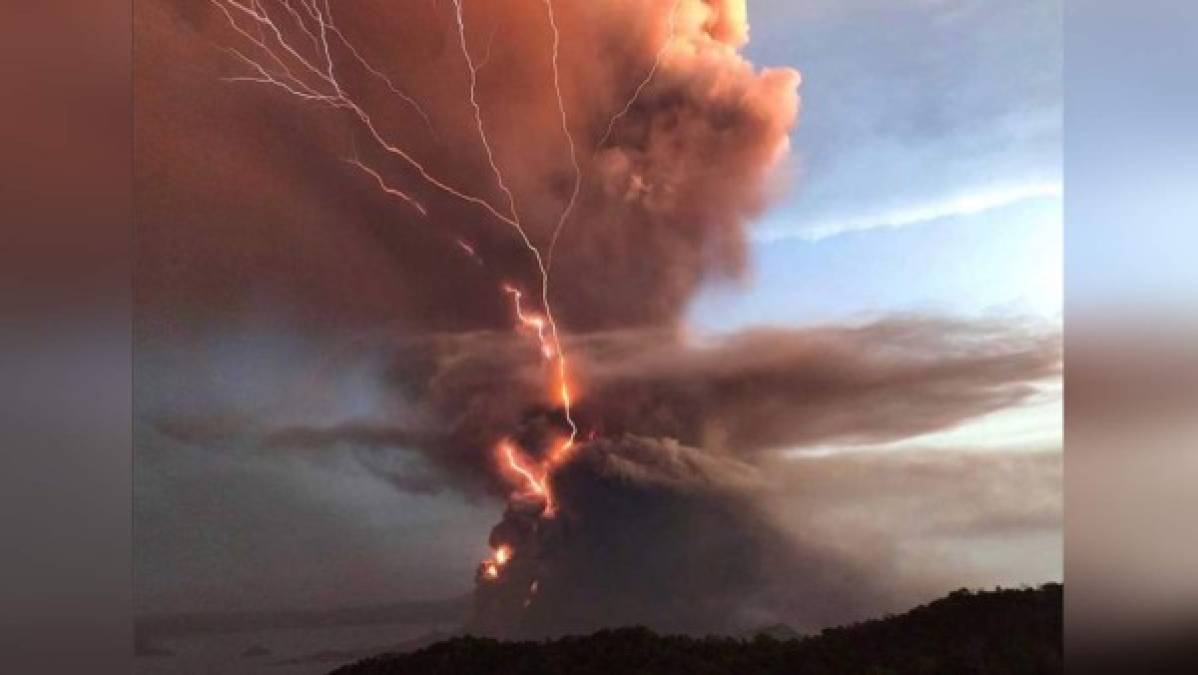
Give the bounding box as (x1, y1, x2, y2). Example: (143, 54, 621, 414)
(494, 280, 590, 521)
(480, 544, 512, 581)
(494, 545, 512, 566)
(503, 284, 580, 451)
(499, 441, 545, 496)
(546, 435, 575, 467)
(451, 0, 581, 470)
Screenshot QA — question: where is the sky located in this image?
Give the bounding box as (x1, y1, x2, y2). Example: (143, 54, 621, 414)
(690, 0, 1062, 458)
(134, 0, 1063, 620)
(693, 0, 1061, 330)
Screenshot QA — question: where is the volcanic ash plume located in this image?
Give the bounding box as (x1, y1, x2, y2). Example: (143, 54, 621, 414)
(463, 321, 1059, 636)
(138, 0, 1060, 637)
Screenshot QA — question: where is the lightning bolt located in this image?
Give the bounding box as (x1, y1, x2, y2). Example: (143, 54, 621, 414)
(275, 0, 319, 52)
(211, 0, 585, 556)
(210, 0, 521, 233)
(503, 285, 555, 360)
(455, 238, 484, 265)
(475, 21, 500, 72)
(595, 0, 680, 152)
(322, 1, 438, 136)
(345, 157, 428, 217)
(450, 0, 532, 252)
(450, 0, 579, 458)
(542, 0, 583, 266)
(499, 440, 553, 510)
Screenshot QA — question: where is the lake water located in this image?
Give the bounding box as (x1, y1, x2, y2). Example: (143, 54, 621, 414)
(135, 621, 452, 675)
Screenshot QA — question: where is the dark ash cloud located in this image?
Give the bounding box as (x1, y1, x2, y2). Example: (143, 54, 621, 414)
(134, 0, 1060, 633)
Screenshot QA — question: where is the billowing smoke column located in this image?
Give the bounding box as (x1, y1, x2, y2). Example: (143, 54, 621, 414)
(141, 0, 1059, 636)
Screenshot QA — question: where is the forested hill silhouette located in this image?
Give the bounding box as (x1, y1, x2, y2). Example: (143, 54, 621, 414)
(331, 583, 1062, 674)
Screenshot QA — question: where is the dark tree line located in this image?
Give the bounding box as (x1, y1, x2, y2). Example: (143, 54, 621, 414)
(332, 584, 1062, 674)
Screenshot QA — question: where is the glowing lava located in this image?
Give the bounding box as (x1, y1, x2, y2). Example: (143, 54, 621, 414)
(481, 544, 513, 581)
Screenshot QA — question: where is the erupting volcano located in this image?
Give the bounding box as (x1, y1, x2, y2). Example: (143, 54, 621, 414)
(200, 0, 802, 634)
(144, 0, 1063, 639)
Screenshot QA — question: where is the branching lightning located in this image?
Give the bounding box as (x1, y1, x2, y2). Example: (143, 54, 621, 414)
(449, 0, 579, 462)
(475, 21, 500, 72)
(542, 0, 583, 266)
(503, 285, 554, 361)
(595, 0, 680, 152)
(450, 0, 526, 245)
(211, 0, 586, 598)
(322, 1, 438, 136)
(210, 0, 522, 233)
(500, 441, 551, 502)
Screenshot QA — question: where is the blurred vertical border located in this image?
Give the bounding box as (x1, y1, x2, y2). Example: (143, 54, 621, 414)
(1065, 0, 1198, 672)
(0, 1, 132, 673)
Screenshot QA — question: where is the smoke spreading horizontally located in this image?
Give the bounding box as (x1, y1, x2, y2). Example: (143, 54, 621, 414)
(139, 0, 1060, 636)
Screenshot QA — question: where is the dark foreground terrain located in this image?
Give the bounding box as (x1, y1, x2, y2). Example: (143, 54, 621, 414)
(331, 584, 1062, 674)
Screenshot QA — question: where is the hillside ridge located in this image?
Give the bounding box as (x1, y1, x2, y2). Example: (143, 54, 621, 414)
(331, 583, 1062, 674)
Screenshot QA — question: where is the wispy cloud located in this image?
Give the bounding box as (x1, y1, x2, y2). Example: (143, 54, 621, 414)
(755, 182, 1062, 243)
(745, 0, 1061, 247)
